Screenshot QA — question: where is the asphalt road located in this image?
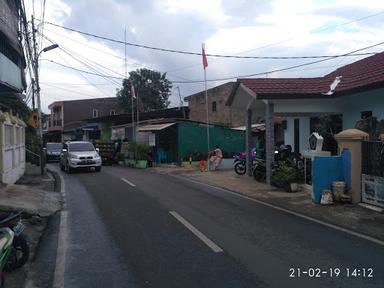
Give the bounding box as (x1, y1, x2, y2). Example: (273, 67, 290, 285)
(51, 164, 384, 288)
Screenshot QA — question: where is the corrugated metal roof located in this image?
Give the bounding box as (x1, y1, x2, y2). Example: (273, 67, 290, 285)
(138, 122, 176, 131)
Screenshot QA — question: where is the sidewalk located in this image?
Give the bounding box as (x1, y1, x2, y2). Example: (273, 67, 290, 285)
(152, 166, 384, 243)
(0, 163, 62, 288)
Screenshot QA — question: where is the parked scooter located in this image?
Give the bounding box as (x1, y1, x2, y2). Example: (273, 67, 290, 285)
(252, 145, 304, 182)
(233, 153, 247, 175)
(0, 212, 29, 271)
(233, 149, 257, 175)
(0, 228, 14, 287)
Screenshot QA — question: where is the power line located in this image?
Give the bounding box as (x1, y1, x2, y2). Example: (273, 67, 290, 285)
(40, 20, 379, 60)
(40, 81, 118, 86)
(41, 59, 124, 79)
(42, 83, 110, 98)
(42, 40, 384, 84)
(42, 26, 126, 60)
(40, 33, 123, 86)
(40, 35, 121, 96)
(173, 41, 384, 83)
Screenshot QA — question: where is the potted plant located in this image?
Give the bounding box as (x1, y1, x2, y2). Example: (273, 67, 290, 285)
(272, 163, 299, 192)
(135, 143, 150, 169)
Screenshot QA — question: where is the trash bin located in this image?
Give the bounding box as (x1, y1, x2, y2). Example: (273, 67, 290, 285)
(332, 181, 345, 202)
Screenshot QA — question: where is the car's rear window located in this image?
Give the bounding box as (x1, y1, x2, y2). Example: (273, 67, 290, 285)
(69, 143, 95, 152)
(46, 143, 62, 151)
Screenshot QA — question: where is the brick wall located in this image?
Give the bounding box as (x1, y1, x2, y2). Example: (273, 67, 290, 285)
(186, 82, 262, 127)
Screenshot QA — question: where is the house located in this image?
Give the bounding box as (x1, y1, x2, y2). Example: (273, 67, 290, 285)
(184, 82, 263, 127)
(184, 81, 284, 151)
(231, 52, 384, 152)
(45, 97, 123, 142)
(228, 51, 384, 186)
(85, 107, 189, 142)
(0, 0, 27, 184)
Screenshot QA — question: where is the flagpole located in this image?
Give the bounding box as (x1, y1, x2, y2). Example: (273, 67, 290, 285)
(125, 28, 135, 142)
(136, 90, 139, 140)
(203, 43, 210, 171)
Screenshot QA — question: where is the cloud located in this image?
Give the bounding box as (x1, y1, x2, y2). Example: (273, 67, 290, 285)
(25, 0, 384, 113)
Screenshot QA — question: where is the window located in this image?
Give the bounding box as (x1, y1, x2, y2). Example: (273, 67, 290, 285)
(361, 111, 372, 119)
(69, 142, 95, 152)
(212, 101, 217, 112)
(110, 110, 116, 115)
(92, 109, 98, 118)
(4, 125, 13, 146)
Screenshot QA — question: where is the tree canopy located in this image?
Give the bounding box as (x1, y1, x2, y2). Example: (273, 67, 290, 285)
(116, 68, 172, 113)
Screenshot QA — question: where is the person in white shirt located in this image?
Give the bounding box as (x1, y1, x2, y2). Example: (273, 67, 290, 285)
(210, 145, 223, 170)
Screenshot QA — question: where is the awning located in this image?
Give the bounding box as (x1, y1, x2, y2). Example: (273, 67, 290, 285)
(232, 123, 265, 132)
(138, 122, 176, 132)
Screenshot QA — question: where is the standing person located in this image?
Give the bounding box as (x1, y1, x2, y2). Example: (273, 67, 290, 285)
(211, 145, 223, 170)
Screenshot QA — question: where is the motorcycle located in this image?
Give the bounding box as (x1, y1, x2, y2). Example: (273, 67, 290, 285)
(0, 228, 14, 287)
(252, 145, 304, 182)
(0, 212, 29, 271)
(233, 153, 247, 175)
(233, 149, 257, 175)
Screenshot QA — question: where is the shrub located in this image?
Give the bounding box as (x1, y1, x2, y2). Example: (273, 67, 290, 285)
(272, 162, 299, 189)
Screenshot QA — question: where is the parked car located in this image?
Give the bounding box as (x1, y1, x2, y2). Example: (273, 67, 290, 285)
(45, 142, 62, 162)
(60, 141, 102, 173)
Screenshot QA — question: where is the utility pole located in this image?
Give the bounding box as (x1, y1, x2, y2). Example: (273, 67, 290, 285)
(176, 86, 186, 119)
(31, 15, 45, 175)
(30, 16, 59, 175)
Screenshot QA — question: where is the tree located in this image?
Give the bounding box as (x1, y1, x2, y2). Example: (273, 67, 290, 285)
(116, 68, 172, 113)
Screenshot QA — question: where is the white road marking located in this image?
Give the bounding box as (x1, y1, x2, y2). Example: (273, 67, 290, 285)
(121, 178, 136, 187)
(169, 211, 223, 253)
(53, 170, 68, 288)
(171, 174, 384, 247)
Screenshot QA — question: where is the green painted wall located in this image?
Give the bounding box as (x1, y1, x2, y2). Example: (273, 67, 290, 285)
(177, 122, 245, 161)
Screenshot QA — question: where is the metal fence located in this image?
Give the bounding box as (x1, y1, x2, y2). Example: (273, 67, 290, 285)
(361, 140, 384, 177)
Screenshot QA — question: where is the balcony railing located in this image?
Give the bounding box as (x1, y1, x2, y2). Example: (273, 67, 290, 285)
(51, 119, 62, 127)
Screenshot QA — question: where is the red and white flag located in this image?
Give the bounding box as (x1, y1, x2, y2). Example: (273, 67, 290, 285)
(202, 44, 208, 69)
(130, 83, 136, 99)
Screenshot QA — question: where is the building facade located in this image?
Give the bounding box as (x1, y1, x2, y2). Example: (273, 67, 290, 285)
(0, 0, 27, 184)
(46, 97, 123, 141)
(0, 0, 25, 94)
(184, 82, 260, 128)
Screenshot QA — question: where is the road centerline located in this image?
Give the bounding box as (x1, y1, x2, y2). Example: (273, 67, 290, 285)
(121, 177, 136, 187)
(169, 211, 223, 253)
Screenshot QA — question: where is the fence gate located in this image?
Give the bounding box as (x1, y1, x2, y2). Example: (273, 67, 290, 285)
(361, 141, 384, 208)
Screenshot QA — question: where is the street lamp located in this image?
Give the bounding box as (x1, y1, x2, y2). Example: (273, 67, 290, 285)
(35, 43, 59, 175)
(39, 44, 59, 55)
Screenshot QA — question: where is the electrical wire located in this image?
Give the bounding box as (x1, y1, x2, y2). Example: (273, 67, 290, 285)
(42, 26, 126, 60)
(40, 35, 120, 96)
(40, 33, 123, 86)
(39, 20, 379, 60)
(41, 39, 384, 84)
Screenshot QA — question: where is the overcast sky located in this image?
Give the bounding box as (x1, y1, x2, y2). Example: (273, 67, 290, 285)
(24, 0, 384, 113)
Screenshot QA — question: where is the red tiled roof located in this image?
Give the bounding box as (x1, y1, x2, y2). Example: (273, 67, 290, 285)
(239, 52, 384, 99)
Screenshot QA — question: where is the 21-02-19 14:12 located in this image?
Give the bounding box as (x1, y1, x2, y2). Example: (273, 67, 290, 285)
(289, 267, 374, 278)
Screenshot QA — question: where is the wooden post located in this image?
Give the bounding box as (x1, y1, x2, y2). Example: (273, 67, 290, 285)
(265, 102, 274, 185)
(246, 109, 253, 176)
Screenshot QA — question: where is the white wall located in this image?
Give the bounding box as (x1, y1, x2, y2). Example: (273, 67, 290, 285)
(342, 88, 384, 129)
(284, 117, 310, 153)
(0, 113, 26, 184)
(274, 98, 344, 114)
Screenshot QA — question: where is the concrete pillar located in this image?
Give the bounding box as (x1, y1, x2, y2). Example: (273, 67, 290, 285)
(265, 102, 274, 185)
(335, 129, 368, 204)
(246, 109, 252, 176)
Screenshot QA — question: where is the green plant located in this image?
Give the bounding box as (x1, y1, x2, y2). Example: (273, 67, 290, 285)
(272, 163, 299, 189)
(125, 141, 150, 160)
